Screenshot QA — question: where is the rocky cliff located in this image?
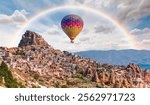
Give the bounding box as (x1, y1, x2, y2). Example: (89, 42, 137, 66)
(0, 30, 150, 88)
(18, 30, 49, 48)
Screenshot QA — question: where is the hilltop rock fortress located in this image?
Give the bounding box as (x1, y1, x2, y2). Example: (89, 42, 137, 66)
(0, 30, 150, 88)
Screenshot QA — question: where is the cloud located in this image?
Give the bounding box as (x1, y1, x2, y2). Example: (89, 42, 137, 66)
(131, 28, 150, 35)
(0, 9, 28, 24)
(94, 24, 113, 33)
(43, 25, 60, 35)
(2, 0, 148, 28)
(130, 28, 150, 43)
(0, 9, 29, 47)
(68, 0, 150, 25)
(1, 0, 148, 28)
(130, 28, 150, 50)
(141, 39, 150, 45)
(116, 0, 150, 22)
(82, 28, 89, 34)
(79, 37, 90, 42)
(139, 39, 150, 50)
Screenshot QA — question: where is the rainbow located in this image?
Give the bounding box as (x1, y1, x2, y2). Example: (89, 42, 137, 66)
(15, 5, 137, 49)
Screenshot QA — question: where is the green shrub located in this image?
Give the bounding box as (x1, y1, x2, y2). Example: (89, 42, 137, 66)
(32, 85, 37, 88)
(0, 61, 25, 88)
(53, 82, 60, 88)
(96, 84, 104, 88)
(0, 76, 2, 83)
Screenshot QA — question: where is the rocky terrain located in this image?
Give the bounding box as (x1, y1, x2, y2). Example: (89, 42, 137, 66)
(0, 30, 150, 88)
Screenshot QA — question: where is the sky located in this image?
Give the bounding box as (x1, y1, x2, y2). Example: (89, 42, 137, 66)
(0, 0, 150, 52)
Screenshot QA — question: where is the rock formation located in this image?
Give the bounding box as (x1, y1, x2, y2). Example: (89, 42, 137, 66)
(18, 30, 49, 48)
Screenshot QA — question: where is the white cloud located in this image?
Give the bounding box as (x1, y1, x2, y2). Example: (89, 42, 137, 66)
(139, 39, 150, 50)
(130, 28, 150, 50)
(94, 24, 113, 33)
(141, 40, 150, 45)
(12, 10, 28, 23)
(130, 28, 150, 42)
(131, 28, 150, 35)
(0, 15, 12, 23)
(44, 25, 60, 35)
(79, 37, 90, 42)
(0, 9, 28, 24)
(116, 0, 150, 22)
(0, 9, 29, 47)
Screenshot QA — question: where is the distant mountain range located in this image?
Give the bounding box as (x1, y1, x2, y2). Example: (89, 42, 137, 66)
(75, 50, 150, 70)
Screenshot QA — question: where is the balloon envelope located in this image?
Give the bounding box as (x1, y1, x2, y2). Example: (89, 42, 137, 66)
(61, 14, 84, 42)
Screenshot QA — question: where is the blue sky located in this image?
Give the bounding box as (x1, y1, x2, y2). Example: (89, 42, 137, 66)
(136, 15, 150, 29)
(0, 0, 150, 51)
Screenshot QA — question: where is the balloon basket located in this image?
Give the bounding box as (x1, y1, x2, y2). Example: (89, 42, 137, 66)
(71, 40, 74, 43)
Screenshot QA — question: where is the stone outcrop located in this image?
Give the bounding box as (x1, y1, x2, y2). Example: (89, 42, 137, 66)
(18, 30, 49, 48)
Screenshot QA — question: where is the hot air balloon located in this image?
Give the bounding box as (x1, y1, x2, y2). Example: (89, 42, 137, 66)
(61, 14, 84, 43)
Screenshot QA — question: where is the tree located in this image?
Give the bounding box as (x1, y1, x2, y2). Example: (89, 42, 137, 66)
(0, 61, 25, 88)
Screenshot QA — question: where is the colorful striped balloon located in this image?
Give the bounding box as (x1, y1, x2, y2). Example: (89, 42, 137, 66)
(61, 14, 84, 43)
